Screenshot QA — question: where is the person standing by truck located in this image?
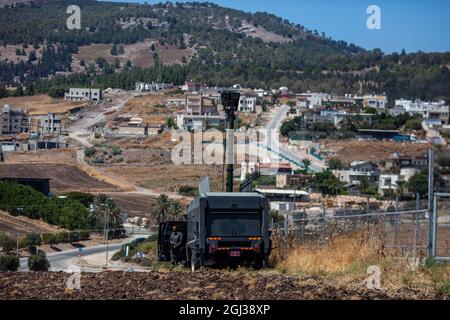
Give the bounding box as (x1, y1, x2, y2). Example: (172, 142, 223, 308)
(169, 225, 184, 264)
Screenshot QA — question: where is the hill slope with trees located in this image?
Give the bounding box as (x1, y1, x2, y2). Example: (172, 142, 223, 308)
(0, 0, 449, 101)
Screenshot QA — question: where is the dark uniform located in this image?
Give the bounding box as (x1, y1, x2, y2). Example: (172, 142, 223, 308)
(169, 227, 184, 264)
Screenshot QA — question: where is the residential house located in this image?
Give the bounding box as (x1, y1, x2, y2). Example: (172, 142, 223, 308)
(135, 82, 170, 92)
(333, 161, 380, 185)
(181, 82, 205, 92)
(64, 88, 101, 102)
(395, 99, 449, 124)
(36, 113, 62, 135)
(386, 153, 428, 172)
(362, 94, 387, 110)
(1, 105, 29, 134)
(238, 95, 257, 113)
(116, 117, 148, 136)
(378, 168, 420, 196)
(276, 174, 310, 189)
(177, 93, 225, 130)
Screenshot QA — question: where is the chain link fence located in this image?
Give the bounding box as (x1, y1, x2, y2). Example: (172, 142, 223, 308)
(271, 199, 433, 258)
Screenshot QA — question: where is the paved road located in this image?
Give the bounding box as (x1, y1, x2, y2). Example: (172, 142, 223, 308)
(259, 105, 325, 172)
(19, 236, 140, 272)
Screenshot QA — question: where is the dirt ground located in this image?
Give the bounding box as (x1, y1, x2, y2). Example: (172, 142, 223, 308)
(0, 94, 87, 115)
(0, 163, 119, 193)
(0, 44, 43, 63)
(0, 211, 66, 238)
(3, 149, 78, 165)
(106, 163, 224, 193)
(321, 140, 434, 165)
(0, 271, 445, 300)
(72, 39, 194, 72)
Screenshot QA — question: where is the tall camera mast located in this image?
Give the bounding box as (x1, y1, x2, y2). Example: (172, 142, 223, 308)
(220, 90, 240, 193)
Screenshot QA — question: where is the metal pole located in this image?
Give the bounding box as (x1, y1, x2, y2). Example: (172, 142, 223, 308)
(427, 149, 434, 257)
(415, 192, 420, 249)
(431, 195, 437, 258)
(105, 205, 110, 268)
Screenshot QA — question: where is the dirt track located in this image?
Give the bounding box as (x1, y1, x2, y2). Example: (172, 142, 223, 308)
(0, 271, 445, 300)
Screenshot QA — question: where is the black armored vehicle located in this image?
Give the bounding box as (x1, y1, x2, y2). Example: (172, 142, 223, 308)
(185, 192, 271, 271)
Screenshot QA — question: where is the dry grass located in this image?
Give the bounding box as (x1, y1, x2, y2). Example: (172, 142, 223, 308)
(277, 233, 381, 275)
(275, 231, 450, 295)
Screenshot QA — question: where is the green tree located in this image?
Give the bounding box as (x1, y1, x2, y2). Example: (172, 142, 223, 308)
(166, 116, 177, 129)
(314, 170, 343, 195)
(327, 158, 343, 170)
(302, 159, 312, 173)
(169, 201, 184, 220)
(48, 86, 66, 99)
(152, 194, 171, 223)
(110, 44, 118, 56)
(406, 171, 428, 197)
(90, 194, 124, 237)
(22, 233, 42, 254)
(28, 250, 50, 271)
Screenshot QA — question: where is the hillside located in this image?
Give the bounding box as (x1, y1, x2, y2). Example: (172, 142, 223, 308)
(0, 0, 449, 100)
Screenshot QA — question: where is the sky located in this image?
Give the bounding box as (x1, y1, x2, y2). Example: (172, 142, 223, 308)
(106, 0, 450, 53)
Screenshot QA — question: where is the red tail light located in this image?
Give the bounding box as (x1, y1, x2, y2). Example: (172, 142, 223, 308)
(253, 244, 261, 253)
(209, 242, 218, 254)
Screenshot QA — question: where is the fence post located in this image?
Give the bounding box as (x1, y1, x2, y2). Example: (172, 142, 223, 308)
(284, 214, 288, 238)
(427, 149, 434, 258)
(415, 192, 420, 250)
(395, 195, 399, 246)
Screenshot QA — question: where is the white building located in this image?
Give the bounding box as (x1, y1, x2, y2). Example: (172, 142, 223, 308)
(64, 88, 101, 102)
(378, 168, 420, 196)
(334, 161, 380, 185)
(36, 113, 62, 134)
(238, 95, 257, 113)
(395, 99, 449, 123)
(363, 95, 387, 109)
(176, 114, 225, 131)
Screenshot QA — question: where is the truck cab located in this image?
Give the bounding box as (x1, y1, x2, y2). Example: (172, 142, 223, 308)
(185, 192, 270, 271)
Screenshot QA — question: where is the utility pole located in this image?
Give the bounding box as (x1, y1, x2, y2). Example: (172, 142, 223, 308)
(16, 207, 23, 257)
(221, 90, 240, 193)
(102, 201, 111, 268)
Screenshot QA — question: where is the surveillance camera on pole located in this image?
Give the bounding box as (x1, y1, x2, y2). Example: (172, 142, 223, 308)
(220, 90, 240, 193)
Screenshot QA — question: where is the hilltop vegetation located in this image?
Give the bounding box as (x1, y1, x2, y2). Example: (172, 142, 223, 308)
(0, 0, 449, 101)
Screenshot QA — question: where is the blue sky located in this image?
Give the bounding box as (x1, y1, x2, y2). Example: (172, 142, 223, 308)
(107, 0, 450, 53)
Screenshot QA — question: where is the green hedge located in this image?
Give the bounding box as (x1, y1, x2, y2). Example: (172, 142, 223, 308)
(0, 182, 90, 230)
(0, 255, 20, 271)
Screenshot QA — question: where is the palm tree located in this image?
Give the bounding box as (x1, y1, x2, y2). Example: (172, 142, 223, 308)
(90, 194, 123, 233)
(152, 194, 171, 223)
(302, 159, 312, 173)
(169, 201, 184, 220)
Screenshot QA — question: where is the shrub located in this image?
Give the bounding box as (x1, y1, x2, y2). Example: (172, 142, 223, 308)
(57, 232, 69, 243)
(28, 250, 50, 271)
(79, 230, 91, 241)
(69, 231, 80, 243)
(84, 147, 96, 157)
(178, 185, 198, 196)
(111, 147, 122, 156)
(0, 255, 20, 271)
(0, 233, 15, 252)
